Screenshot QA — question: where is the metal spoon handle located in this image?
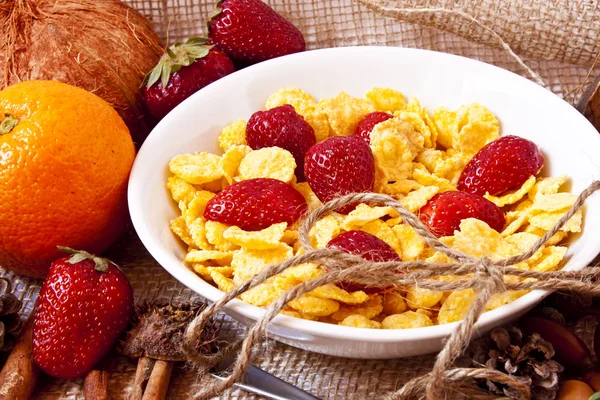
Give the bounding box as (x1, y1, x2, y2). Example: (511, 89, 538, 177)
(211, 365, 321, 400)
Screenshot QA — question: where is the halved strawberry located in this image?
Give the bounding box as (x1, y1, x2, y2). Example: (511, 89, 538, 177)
(203, 178, 307, 230)
(354, 112, 394, 144)
(304, 136, 375, 214)
(327, 230, 400, 294)
(246, 104, 316, 181)
(418, 191, 505, 237)
(458, 135, 544, 196)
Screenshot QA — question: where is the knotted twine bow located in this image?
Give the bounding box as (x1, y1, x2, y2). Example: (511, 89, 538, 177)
(184, 180, 600, 400)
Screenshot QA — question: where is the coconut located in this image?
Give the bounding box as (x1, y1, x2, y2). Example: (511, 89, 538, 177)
(0, 0, 163, 144)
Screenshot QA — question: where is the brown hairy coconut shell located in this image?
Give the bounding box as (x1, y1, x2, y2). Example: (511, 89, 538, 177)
(0, 0, 163, 145)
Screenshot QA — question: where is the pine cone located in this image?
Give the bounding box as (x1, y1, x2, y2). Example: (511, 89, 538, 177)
(466, 326, 563, 400)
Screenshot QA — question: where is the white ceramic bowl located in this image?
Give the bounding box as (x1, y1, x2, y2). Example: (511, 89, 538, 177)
(128, 46, 600, 359)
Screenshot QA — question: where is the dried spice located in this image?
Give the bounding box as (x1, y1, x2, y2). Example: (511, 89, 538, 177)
(0, 278, 23, 367)
(464, 326, 563, 400)
(120, 302, 218, 361)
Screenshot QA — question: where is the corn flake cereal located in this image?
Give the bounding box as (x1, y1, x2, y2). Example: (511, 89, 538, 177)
(382, 291, 408, 315)
(219, 119, 247, 152)
(366, 87, 406, 112)
(485, 175, 536, 207)
(340, 315, 382, 329)
(169, 153, 222, 185)
(382, 311, 434, 329)
(237, 147, 296, 183)
(167, 86, 582, 330)
(317, 92, 376, 136)
(223, 222, 287, 250)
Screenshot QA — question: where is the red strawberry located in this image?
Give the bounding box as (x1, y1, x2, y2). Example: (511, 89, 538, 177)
(354, 112, 394, 144)
(418, 191, 505, 237)
(327, 230, 400, 294)
(458, 135, 544, 196)
(246, 104, 316, 181)
(208, 0, 305, 65)
(204, 178, 307, 230)
(304, 136, 375, 214)
(142, 37, 235, 120)
(33, 248, 133, 380)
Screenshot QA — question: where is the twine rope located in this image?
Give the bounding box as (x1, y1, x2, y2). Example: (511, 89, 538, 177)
(184, 180, 600, 399)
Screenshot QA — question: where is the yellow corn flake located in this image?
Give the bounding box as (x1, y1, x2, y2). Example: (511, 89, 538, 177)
(219, 119, 247, 152)
(185, 250, 233, 265)
(236, 147, 296, 183)
(382, 311, 434, 329)
(370, 118, 422, 181)
(310, 284, 369, 304)
(211, 271, 235, 292)
(365, 88, 406, 112)
(340, 315, 382, 329)
(392, 224, 425, 260)
(331, 295, 383, 321)
(504, 232, 545, 266)
(545, 231, 569, 246)
(167, 176, 197, 205)
(450, 218, 510, 258)
(382, 291, 408, 315)
(383, 180, 422, 195)
(396, 111, 432, 151)
(187, 218, 214, 250)
(223, 222, 287, 250)
(200, 179, 226, 192)
(292, 181, 322, 211)
(316, 92, 376, 136)
(185, 191, 215, 220)
(532, 246, 567, 272)
(423, 110, 438, 149)
(528, 209, 583, 233)
(360, 220, 402, 256)
(220, 145, 252, 184)
(169, 153, 223, 185)
(401, 186, 439, 212)
(434, 154, 469, 185)
(170, 216, 196, 248)
(455, 104, 500, 156)
(438, 289, 476, 325)
(193, 265, 234, 280)
(412, 168, 455, 192)
(485, 176, 537, 207)
(241, 271, 301, 307)
(501, 212, 529, 237)
(288, 296, 340, 317)
(343, 204, 397, 230)
(530, 193, 577, 213)
(282, 230, 298, 245)
(309, 214, 341, 249)
(529, 175, 568, 201)
(486, 290, 529, 311)
(432, 107, 458, 149)
(406, 286, 443, 309)
(265, 88, 316, 113)
(416, 149, 445, 173)
(232, 243, 294, 285)
(205, 220, 239, 252)
(373, 156, 389, 192)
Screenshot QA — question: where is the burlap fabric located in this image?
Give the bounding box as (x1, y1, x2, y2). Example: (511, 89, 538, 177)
(2, 1, 598, 398)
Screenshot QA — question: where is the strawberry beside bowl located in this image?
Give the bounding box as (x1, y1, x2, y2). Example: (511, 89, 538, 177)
(128, 47, 600, 359)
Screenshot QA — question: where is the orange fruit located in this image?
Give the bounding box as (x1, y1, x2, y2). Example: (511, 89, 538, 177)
(0, 81, 135, 278)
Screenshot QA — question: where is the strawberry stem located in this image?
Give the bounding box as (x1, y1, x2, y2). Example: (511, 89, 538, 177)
(0, 114, 18, 135)
(57, 246, 118, 273)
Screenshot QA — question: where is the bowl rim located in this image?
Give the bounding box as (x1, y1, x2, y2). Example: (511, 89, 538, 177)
(128, 45, 600, 343)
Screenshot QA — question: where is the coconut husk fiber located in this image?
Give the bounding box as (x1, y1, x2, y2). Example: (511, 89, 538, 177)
(0, 0, 164, 144)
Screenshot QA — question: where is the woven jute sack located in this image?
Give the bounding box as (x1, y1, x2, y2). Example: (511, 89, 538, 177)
(359, 0, 600, 67)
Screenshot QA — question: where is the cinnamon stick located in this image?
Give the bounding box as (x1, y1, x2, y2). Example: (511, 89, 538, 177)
(129, 356, 154, 400)
(84, 369, 109, 400)
(0, 316, 39, 400)
(141, 360, 172, 400)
